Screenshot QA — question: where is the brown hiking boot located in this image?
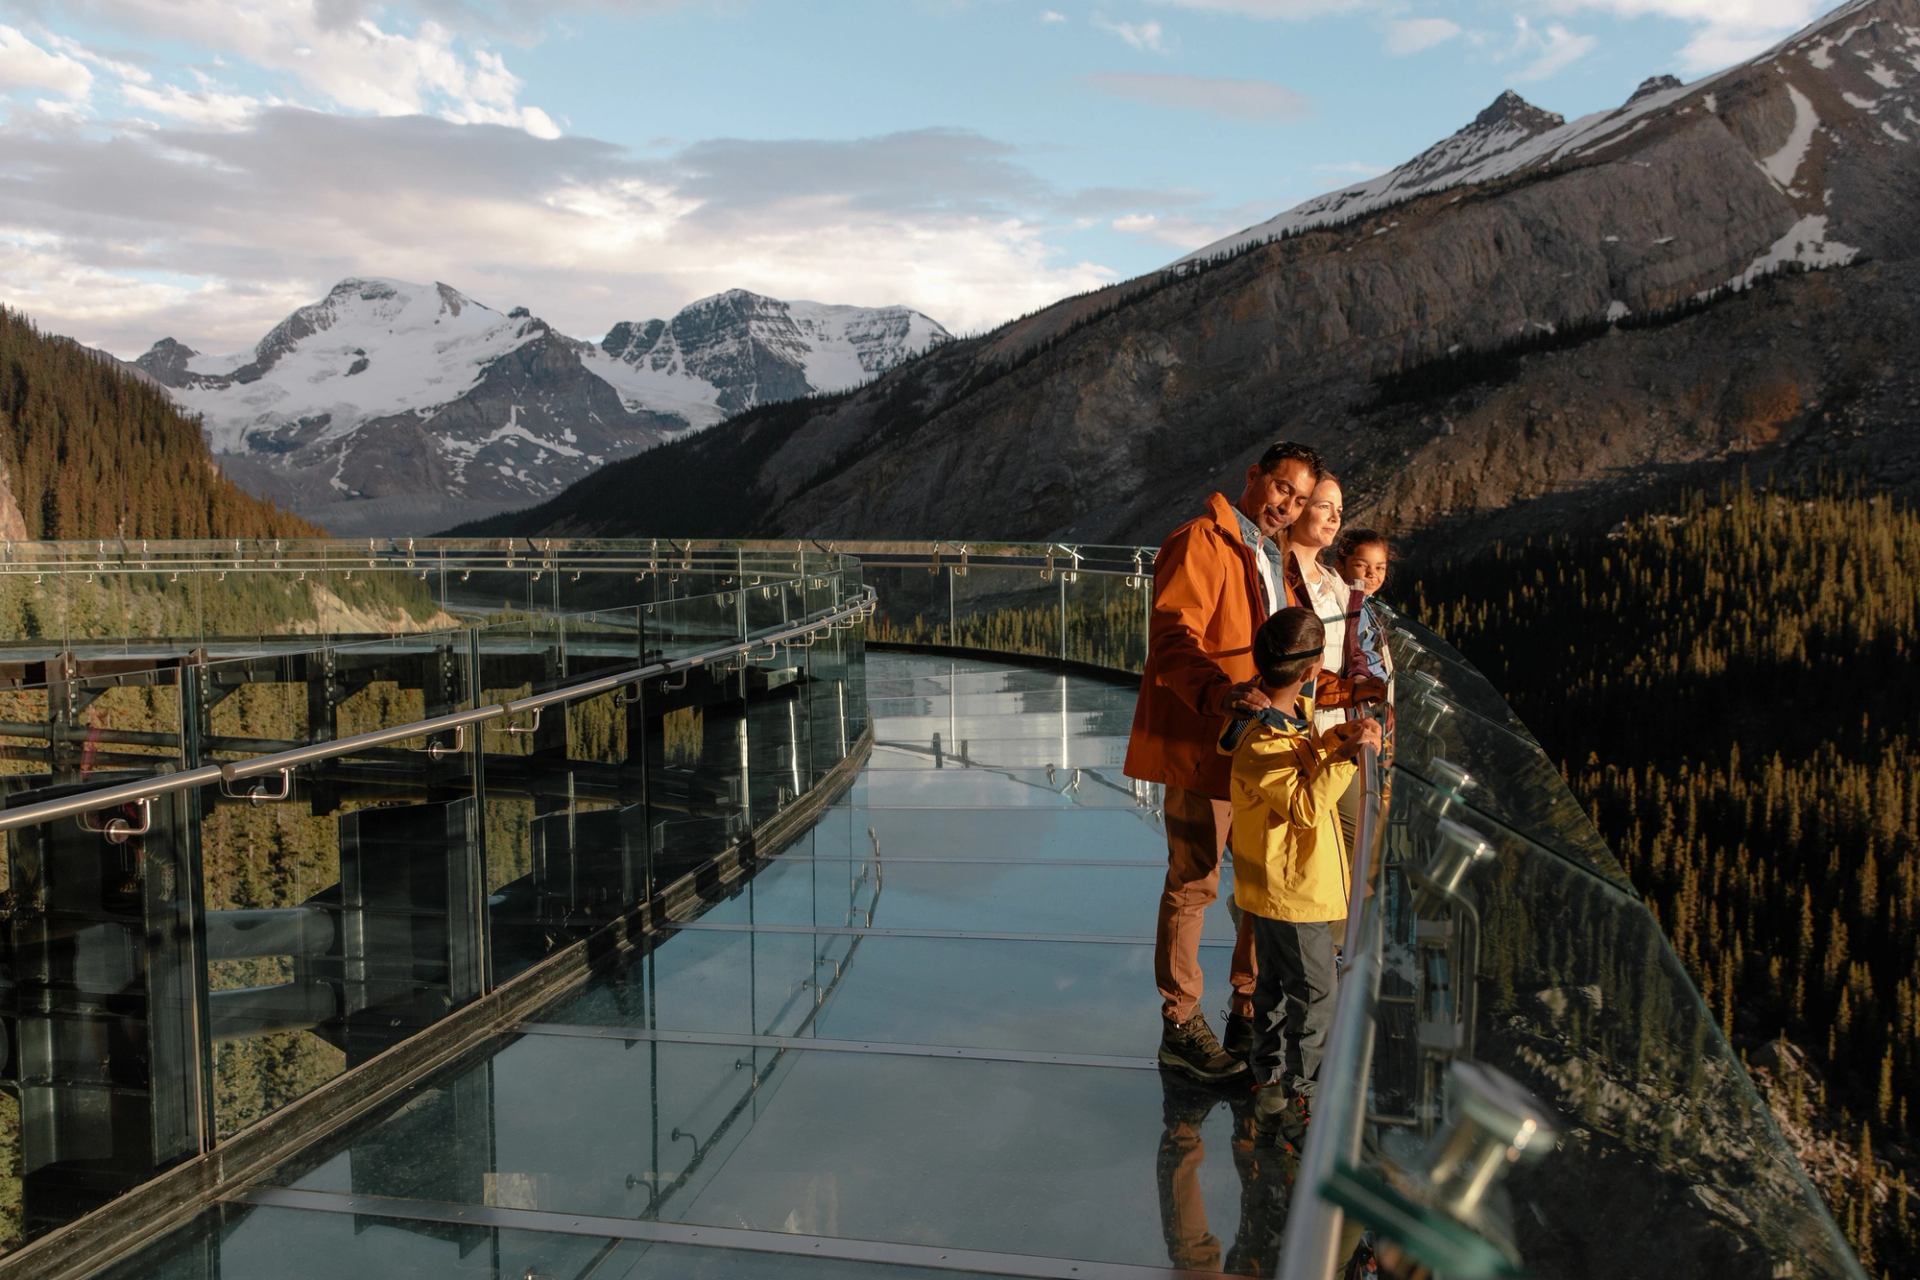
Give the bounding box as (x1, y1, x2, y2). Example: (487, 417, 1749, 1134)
(1159, 1012, 1250, 1083)
(1223, 1010, 1254, 1060)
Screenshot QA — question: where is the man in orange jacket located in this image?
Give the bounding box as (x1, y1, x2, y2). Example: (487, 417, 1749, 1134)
(1125, 440, 1325, 1081)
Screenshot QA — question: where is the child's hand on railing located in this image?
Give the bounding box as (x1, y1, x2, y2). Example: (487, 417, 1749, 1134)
(1324, 719, 1381, 759)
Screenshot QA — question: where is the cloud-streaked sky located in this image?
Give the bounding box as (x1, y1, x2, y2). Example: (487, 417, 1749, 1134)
(0, 0, 1836, 355)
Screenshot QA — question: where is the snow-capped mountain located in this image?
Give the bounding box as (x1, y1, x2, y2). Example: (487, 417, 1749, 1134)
(139, 280, 950, 535)
(588, 289, 951, 425)
(1175, 0, 1895, 276)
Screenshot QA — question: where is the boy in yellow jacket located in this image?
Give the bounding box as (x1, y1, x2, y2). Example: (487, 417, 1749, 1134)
(1222, 607, 1380, 1143)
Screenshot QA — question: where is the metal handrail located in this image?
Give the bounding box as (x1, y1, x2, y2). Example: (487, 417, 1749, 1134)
(1278, 739, 1385, 1280)
(0, 539, 1158, 579)
(0, 587, 875, 834)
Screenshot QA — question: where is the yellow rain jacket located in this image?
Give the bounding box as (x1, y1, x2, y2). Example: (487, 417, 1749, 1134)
(1225, 701, 1355, 924)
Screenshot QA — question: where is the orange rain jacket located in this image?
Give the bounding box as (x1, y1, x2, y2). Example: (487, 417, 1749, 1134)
(1123, 492, 1287, 798)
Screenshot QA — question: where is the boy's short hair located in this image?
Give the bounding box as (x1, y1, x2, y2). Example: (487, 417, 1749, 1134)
(1335, 527, 1390, 561)
(1254, 607, 1325, 686)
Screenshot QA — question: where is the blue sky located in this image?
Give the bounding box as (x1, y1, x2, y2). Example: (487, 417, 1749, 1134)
(0, 0, 1834, 353)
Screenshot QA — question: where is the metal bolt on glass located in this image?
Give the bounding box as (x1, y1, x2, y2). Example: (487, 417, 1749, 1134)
(1412, 818, 1496, 917)
(1425, 1060, 1558, 1222)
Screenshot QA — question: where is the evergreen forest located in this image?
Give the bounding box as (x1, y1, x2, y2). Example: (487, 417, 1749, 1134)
(1405, 480, 1918, 1276)
(0, 308, 313, 541)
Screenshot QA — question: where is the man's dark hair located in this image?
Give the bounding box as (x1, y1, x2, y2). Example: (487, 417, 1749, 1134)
(1253, 607, 1325, 686)
(1256, 440, 1326, 481)
(1335, 527, 1390, 562)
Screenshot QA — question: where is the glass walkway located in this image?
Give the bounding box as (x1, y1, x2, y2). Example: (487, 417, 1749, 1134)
(100, 651, 1259, 1278)
(0, 538, 1864, 1280)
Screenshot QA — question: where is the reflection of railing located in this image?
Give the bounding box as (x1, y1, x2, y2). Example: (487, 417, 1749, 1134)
(0, 590, 874, 835)
(0, 545, 876, 1272)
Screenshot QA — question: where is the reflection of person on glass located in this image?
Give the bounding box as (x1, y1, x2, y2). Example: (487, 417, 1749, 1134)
(1156, 1071, 1298, 1276)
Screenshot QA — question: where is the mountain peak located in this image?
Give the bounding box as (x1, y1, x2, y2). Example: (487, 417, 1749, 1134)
(132, 336, 201, 388)
(1472, 89, 1565, 133)
(1628, 74, 1683, 103)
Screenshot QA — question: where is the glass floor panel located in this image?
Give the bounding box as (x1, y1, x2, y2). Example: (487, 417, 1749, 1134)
(100, 1201, 1020, 1280)
(543, 933, 1238, 1056)
(829, 805, 1168, 863)
(262, 1033, 1290, 1273)
(851, 766, 1146, 809)
(689, 856, 1238, 940)
(865, 735, 1131, 771)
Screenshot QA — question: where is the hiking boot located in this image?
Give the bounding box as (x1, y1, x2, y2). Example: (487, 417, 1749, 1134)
(1159, 1012, 1250, 1083)
(1253, 1085, 1309, 1149)
(1223, 1011, 1254, 1061)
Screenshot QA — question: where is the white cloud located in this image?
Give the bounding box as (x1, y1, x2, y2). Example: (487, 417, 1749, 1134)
(1092, 14, 1170, 52)
(1110, 210, 1242, 248)
(1087, 71, 1310, 119)
(43, 0, 560, 136)
(1150, 0, 1369, 17)
(1506, 17, 1598, 81)
(1548, 0, 1823, 75)
(44, 32, 152, 86)
(1313, 158, 1386, 178)
(1383, 16, 1460, 56)
(1040, 8, 1067, 22)
(0, 24, 94, 100)
(121, 81, 274, 129)
(0, 111, 1119, 352)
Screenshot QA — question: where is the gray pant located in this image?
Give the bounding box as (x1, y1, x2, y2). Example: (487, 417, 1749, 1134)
(1248, 916, 1337, 1095)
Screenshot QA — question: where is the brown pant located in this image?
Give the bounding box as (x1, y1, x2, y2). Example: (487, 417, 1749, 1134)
(1156, 785, 1257, 1024)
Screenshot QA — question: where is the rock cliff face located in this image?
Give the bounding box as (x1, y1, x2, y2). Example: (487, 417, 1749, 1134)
(485, 0, 1920, 548)
(140, 281, 949, 536)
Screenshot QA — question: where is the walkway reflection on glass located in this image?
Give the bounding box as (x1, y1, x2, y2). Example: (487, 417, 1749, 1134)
(104, 653, 1288, 1278)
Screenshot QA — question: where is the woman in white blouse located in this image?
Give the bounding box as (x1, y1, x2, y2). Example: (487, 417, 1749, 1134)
(1286, 475, 1351, 735)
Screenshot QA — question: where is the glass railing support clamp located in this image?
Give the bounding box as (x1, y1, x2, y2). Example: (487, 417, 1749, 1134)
(76, 797, 151, 844)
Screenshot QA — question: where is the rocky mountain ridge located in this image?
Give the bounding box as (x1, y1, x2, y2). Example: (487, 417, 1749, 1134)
(469, 0, 1920, 549)
(139, 280, 950, 536)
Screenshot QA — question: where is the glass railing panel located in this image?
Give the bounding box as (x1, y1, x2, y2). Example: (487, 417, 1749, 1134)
(802, 625, 853, 790)
(190, 632, 484, 1143)
(740, 569, 796, 635)
(474, 608, 643, 984)
(1062, 567, 1149, 672)
(639, 661, 751, 895)
(950, 564, 1060, 662)
(800, 563, 843, 621)
(1376, 606, 1525, 731)
(0, 662, 195, 1248)
(863, 563, 952, 646)
(745, 638, 811, 825)
(1324, 768, 1861, 1280)
(1387, 633, 1631, 890)
(645, 586, 742, 663)
(440, 559, 542, 619)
